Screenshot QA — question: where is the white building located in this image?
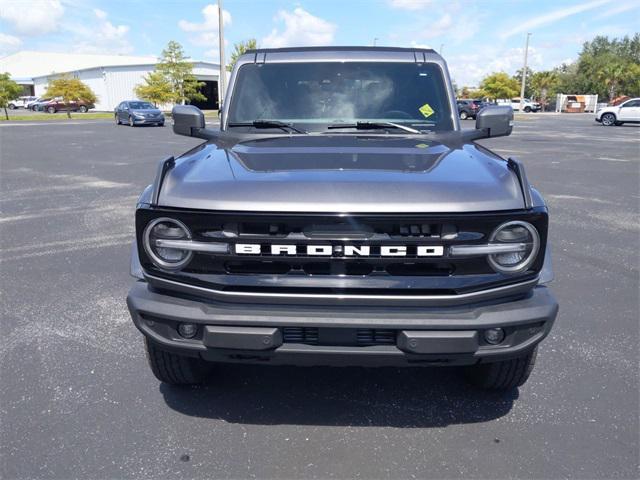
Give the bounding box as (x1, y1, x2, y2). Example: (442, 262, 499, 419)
(0, 51, 221, 111)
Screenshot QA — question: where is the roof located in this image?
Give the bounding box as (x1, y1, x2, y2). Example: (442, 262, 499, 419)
(0, 51, 219, 80)
(0, 51, 159, 79)
(241, 46, 442, 64)
(245, 46, 437, 54)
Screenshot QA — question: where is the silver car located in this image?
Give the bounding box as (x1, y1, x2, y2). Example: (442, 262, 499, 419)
(115, 101, 165, 127)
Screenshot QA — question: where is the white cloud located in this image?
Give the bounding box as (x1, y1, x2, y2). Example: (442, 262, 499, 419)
(71, 9, 132, 54)
(501, 0, 614, 38)
(0, 0, 64, 35)
(599, 0, 640, 18)
(178, 3, 231, 58)
(448, 46, 544, 87)
(0, 32, 22, 49)
(262, 8, 336, 48)
(388, 0, 432, 10)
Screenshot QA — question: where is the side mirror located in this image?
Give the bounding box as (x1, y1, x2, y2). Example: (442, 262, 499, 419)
(172, 105, 205, 137)
(475, 105, 513, 137)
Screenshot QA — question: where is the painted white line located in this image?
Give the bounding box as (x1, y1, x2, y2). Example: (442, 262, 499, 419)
(598, 157, 630, 162)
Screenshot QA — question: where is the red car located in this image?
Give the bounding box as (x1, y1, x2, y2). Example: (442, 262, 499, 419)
(44, 98, 94, 113)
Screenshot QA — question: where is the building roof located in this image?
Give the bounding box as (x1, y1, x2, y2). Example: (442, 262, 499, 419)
(0, 51, 160, 80)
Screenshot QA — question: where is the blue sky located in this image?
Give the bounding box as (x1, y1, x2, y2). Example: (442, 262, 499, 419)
(1, 0, 638, 86)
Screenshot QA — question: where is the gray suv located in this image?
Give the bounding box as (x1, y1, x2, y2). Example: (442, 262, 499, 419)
(127, 47, 558, 391)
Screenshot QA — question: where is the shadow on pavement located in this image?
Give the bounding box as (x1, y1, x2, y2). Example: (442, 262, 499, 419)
(160, 364, 518, 427)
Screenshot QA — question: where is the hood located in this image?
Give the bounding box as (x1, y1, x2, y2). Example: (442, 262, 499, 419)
(158, 134, 524, 213)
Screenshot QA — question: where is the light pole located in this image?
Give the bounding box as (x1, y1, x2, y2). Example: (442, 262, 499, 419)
(439, 43, 444, 55)
(519, 33, 531, 112)
(218, 0, 226, 108)
(373, 37, 379, 46)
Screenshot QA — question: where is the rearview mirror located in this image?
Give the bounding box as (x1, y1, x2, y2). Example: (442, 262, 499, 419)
(172, 105, 205, 137)
(475, 106, 513, 138)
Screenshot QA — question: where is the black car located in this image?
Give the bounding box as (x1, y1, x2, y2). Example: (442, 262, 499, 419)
(127, 47, 558, 392)
(115, 101, 165, 126)
(456, 99, 482, 119)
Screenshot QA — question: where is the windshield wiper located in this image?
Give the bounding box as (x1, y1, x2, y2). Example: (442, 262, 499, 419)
(327, 121, 421, 134)
(228, 120, 308, 134)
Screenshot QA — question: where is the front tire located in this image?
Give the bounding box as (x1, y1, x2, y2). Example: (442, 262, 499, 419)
(144, 338, 211, 385)
(524, 106, 531, 113)
(459, 111, 468, 120)
(47, 106, 56, 114)
(79, 105, 88, 113)
(601, 113, 616, 126)
(115, 115, 120, 125)
(128, 116, 134, 127)
(8, 103, 16, 110)
(464, 347, 537, 391)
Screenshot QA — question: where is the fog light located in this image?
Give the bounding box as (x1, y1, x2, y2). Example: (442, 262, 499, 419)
(178, 323, 198, 339)
(484, 328, 505, 345)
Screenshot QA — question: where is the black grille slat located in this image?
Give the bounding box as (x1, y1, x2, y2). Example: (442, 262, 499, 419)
(283, 327, 397, 346)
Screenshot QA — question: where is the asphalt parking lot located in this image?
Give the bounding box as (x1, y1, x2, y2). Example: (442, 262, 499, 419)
(1, 114, 638, 479)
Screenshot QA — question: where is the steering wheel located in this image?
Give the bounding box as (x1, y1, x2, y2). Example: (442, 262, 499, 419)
(382, 110, 413, 119)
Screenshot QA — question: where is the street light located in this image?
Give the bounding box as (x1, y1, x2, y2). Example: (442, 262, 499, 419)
(218, 0, 226, 107)
(519, 33, 531, 113)
(373, 37, 379, 46)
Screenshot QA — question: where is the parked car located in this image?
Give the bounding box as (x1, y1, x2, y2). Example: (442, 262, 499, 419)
(115, 101, 165, 126)
(595, 97, 640, 126)
(498, 98, 541, 112)
(127, 46, 558, 392)
(30, 98, 53, 111)
(456, 99, 481, 119)
(8, 96, 38, 109)
(44, 98, 94, 114)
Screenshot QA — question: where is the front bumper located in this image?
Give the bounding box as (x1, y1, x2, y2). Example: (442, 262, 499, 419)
(127, 282, 558, 367)
(132, 116, 164, 124)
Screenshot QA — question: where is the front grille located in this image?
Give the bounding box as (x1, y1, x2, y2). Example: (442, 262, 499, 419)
(137, 209, 548, 298)
(282, 327, 397, 346)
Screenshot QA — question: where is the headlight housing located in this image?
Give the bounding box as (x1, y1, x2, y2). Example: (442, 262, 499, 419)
(143, 217, 193, 270)
(488, 221, 540, 274)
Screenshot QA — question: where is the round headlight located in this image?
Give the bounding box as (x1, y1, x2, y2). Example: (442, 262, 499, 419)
(143, 217, 193, 270)
(488, 221, 540, 274)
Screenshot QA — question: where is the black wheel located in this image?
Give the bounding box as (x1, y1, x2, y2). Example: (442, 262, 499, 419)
(464, 347, 537, 391)
(144, 338, 211, 385)
(459, 111, 468, 120)
(614, 121, 623, 126)
(601, 113, 616, 126)
(79, 105, 88, 113)
(115, 115, 120, 125)
(47, 106, 56, 114)
(8, 103, 16, 110)
(158, 122, 165, 127)
(128, 116, 134, 127)
(524, 106, 531, 113)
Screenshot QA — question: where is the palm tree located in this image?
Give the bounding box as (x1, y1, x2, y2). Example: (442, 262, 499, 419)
(531, 71, 558, 111)
(597, 62, 626, 100)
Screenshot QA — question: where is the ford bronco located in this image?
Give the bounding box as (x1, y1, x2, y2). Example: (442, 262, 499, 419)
(127, 47, 558, 391)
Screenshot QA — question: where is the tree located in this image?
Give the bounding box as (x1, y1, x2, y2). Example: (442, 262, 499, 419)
(44, 75, 97, 118)
(227, 39, 257, 72)
(156, 40, 206, 105)
(530, 70, 559, 111)
(0, 72, 23, 120)
(135, 71, 174, 107)
(479, 72, 520, 100)
(513, 67, 535, 99)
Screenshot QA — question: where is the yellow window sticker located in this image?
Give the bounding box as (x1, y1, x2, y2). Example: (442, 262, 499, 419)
(419, 103, 434, 118)
(415, 143, 429, 149)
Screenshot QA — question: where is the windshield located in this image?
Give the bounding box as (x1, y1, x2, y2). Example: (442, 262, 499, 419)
(129, 102, 155, 109)
(227, 62, 454, 132)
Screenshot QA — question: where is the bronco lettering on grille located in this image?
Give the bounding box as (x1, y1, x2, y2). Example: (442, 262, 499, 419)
(235, 244, 444, 257)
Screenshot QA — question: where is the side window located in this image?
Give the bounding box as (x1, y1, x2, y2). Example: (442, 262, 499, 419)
(622, 100, 640, 108)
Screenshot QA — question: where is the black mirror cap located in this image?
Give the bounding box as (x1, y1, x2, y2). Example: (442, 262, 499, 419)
(172, 105, 205, 137)
(475, 106, 513, 137)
